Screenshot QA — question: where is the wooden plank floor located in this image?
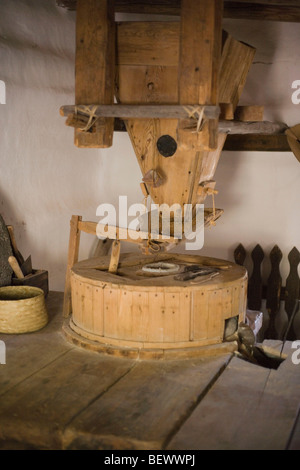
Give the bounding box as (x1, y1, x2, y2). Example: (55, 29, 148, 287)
(0, 292, 299, 450)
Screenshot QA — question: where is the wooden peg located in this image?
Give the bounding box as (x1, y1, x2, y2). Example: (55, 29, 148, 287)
(108, 240, 121, 274)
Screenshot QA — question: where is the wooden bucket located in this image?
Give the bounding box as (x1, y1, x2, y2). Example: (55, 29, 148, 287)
(66, 253, 247, 359)
(0, 286, 48, 334)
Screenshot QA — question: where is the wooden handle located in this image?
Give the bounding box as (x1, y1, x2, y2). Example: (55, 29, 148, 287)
(8, 256, 25, 279)
(7, 225, 24, 266)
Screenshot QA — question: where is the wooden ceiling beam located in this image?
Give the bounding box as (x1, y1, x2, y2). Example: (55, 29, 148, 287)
(56, 0, 300, 22)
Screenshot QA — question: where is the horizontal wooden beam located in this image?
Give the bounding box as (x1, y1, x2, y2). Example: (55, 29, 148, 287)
(224, 2, 300, 22)
(56, 0, 300, 22)
(60, 104, 221, 120)
(224, 134, 291, 151)
(219, 120, 288, 135)
(61, 106, 288, 135)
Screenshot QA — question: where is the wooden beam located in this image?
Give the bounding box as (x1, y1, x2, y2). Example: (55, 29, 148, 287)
(234, 105, 264, 122)
(63, 215, 81, 318)
(75, 0, 115, 148)
(224, 2, 300, 22)
(220, 120, 287, 134)
(62, 106, 287, 135)
(108, 240, 121, 274)
(177, 0, 223, 151)
(57, 0, 300, 22)
(220, 104, 264, 121)
(223, 134, 291, 151)
(60, 104, 221, 120)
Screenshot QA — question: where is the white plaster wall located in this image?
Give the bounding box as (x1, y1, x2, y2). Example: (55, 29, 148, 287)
(0, 1, 299, 323)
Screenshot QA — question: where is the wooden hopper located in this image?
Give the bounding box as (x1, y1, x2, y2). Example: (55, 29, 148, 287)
(60, 0, 256, 248)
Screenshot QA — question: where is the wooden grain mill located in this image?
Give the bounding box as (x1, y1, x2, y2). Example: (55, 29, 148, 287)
(59, 0, 278, 357)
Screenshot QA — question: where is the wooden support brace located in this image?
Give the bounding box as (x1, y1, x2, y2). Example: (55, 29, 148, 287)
(75, 0, 115, 148)
(108, 240, 121, 274)
(177, 0, 223, 151)
(63, 215, 81, 318)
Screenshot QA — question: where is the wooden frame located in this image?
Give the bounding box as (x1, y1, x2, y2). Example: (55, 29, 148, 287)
(63, 215, 181, 317)
(57, 0, 300, 23)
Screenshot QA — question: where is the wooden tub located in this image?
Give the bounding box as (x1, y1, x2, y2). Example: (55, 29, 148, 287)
(65, 253, 247, 359)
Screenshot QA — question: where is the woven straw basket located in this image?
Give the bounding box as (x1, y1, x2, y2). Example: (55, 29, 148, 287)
(0, 286, 48, 334)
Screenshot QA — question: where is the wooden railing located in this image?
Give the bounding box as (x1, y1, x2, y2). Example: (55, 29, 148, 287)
(234, 244, 300, 340)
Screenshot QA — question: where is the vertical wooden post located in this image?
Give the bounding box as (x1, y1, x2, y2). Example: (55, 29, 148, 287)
(177, 0, 223, 151)
(63, 215, 82, 318)
(75, 0, 115, 148)
(108, 239, 121, 274)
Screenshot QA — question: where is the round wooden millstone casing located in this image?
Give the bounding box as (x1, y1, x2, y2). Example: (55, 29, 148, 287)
(65, 253, 247, 359)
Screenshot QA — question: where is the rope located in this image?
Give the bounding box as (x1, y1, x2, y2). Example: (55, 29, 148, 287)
(206, 187, 218, 227)
(183, 105, 206, 133)
(140, 191, 161, 255)
(75, 105, 100, 132)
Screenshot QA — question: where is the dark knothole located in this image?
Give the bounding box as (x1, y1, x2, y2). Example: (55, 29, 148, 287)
(156, 135, 177, 158)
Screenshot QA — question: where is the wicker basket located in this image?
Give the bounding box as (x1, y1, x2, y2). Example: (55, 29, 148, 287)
(0, 286, 48, 334)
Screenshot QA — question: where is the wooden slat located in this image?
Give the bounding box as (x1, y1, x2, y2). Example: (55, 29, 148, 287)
(285, 247, 300, 341)
(265, 245, 283, 340)
(75, 0, 115, 148)
(63, 354, 232, 450)
(63, 215, 81, 318)
(248, 244, 264, 311)
(117, 21, 179, 67)
(78, 220, 178, 244)
(197, 32, 256, 191)
(168, 342, 300, 450)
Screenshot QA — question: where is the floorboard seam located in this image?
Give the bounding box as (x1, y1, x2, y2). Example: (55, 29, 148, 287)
(61, 361, 138, 444)
(0, 347, 75, 399)
(162, 353, 234, 449)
